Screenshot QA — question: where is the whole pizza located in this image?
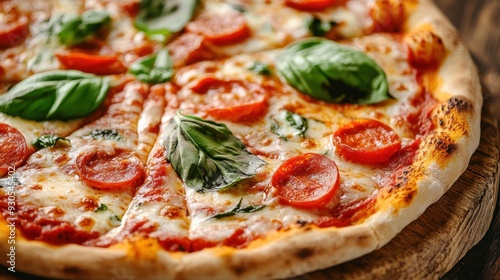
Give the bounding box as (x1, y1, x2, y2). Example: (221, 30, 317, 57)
(0, 0, 481, 279)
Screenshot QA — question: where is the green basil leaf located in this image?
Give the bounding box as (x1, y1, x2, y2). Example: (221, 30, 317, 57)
(0, 70, 109, 121)
(211, 198, 265, 219)
(248, 61, 272, 76)
(134, 0, 199, 37)
(57, 11, 111, 46)
(306, 17, 337, 37)
(164, 112, 266, 192)
(32, 135, 71, 150)
(285, 111, 308, 137)
(270, 118, 287, 141)
(86, 129, 124, 141)
(129, 49, 173, 84)
(270, 110, 309, 140)
(277, 38, 391, 104)
(94, 203, 109, 212)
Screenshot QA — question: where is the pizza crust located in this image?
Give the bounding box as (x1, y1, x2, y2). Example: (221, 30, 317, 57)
(0, 0, 481, 279)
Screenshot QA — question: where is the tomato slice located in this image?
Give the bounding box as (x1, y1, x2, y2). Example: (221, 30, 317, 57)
(333, 119, 401, 164)
(190, 76, 269, 122)
(284, 0, 339, 11)
(271, 153, 340, 208)
(75, 149, 145, 190)
(55, 51, 127, 75)
(0, 123, 29, 176)
(167, 33, 215, 67)
(185, 11, 250, 45)
(0, 14, 29, 48)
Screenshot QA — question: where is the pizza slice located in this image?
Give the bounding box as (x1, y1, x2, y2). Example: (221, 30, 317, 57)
(0, 80, 163, 245)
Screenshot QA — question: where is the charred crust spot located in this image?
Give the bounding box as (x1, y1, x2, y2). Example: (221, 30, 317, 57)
(444, 97, 473, 114)
(63, 266, 82, 275)
(296, 220, 308, 227)
(403, 190, 415, 203)
(295, 247, 314, 259)
(434, 137, 457, 155)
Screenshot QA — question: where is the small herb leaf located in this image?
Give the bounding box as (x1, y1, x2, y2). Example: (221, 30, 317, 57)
(285, 111, 308, 137)
(306, 17, 337, 37)
(164, 112, 266, 192)
(270, 118, 287, 141)
(248, 61, 272, 76)
(277, 38, 391, 104)
(86, 129, 123, 141)
(211, 198, 265, 219)
(57, 11, 111, 46)
(0, 70, 110, 121)
(33, 135, 71, 150)
(129, 49, 173, 84)
(135, 0, 198, 37)
(95, 203, 109, 212)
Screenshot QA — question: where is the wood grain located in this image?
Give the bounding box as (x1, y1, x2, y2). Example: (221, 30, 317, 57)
(293, 87, 500, 280)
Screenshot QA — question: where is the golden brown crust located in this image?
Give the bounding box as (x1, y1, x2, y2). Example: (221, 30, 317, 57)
(1, 0, 481, 279)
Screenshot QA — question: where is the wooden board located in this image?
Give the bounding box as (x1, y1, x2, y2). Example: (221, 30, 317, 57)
(293, 92, 500, 280)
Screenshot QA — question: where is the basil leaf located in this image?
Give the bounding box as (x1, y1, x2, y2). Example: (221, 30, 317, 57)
(32, 135, 71, 150)
(57, 11, 111, 46)
(129, 49, 173, 84)
(270, 118, 287, 141)
(134, 0, 198, 37)
(306, 17, 337, 36)
(211, 198, 265, 219)
(248, 61, 272, 76)
(270, 110, 308, 140)
(0, 70, 109, 121)
(285, 111, 308, 137)
(164, 112, 266, 192)
(95, 203, 109, 212)
(277, 38, 391, 104)
(86, 129, 123, 141)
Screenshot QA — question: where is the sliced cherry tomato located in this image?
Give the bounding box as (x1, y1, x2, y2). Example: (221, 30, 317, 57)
(271, 153, 340, 208)
(0, 123, 29, 176)
(75, 149, 145, 190)
(190, 76, 269, 122)
(333, 119, 401, 164)
(55, 51, 127, 75)
(284, 0, 339, 11)
(185, 11, 250, 45)
(168, 33, 215, 67)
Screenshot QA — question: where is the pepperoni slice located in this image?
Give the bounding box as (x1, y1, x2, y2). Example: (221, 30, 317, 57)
(55, 51, 126, 75)
(185, 11, 250, 45)
(0, 123, 29, 176)
(271, 153, 340, 208)
(75, 149, 145, 190)
(0, 14, 29, 48)
(190, 76, 269, 122)
(168, 33, 215, 67)
(284, 0, 339, 11)
(333, 119, 401, 164)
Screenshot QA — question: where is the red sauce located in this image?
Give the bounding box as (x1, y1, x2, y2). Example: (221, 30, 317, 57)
(0, 196, 99, 245)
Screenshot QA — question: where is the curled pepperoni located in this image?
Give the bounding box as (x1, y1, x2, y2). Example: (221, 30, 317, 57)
(0, 14, 29, 48)
(185, 11, 250, 45)
(272, 153, 340, 208)
(75, 149, 145, 190)
(55, 51, 126, 75)
(0, 123, 29, 176)
(333, 119, 401, 164)
(190, 76, 269, 122)
(284, 0, 339, 11)
(167, 33, 215, 67)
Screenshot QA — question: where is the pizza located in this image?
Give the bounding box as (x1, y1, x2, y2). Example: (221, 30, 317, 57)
(0, 0, 481, 279)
